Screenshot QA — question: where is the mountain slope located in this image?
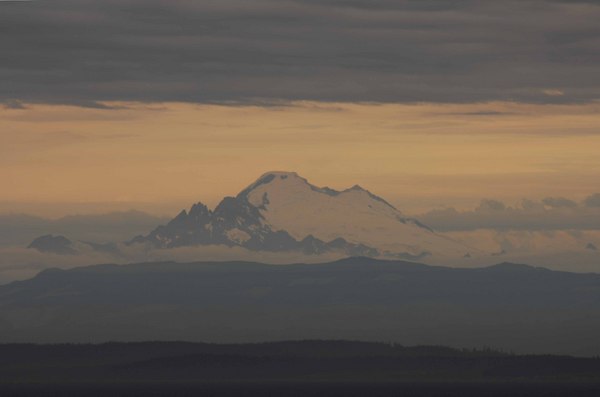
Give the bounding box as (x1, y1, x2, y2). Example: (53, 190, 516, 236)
(131, 171, 470, 260)
(240, 172, 466, 257)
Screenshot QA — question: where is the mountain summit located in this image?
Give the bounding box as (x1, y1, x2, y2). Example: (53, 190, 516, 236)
(131, 172, 469, 259)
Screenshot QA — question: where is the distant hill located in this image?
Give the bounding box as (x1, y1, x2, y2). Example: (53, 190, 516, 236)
(2, 340, 600, 386)
(27, 235, 77, 255)
(1, 257, 600, 355)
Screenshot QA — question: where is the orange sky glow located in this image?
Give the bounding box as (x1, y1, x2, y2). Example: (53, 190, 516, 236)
(2, 101, 599, 217)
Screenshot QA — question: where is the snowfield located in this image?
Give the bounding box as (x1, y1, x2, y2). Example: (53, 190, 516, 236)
(243, 171, 472, 259)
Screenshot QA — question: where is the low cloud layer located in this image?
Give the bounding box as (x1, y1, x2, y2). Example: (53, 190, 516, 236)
(0, 244, 344, 285)
(1, 0, 599, 106)
(418, 194, 600, 232)
(2, 229, 598, 285)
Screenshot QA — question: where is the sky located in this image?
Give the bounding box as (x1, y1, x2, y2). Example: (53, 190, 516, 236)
(1, 0, 599, 217)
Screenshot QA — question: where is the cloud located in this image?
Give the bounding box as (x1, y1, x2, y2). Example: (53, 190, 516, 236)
(477, 199, 506, 211)
(0, 243, 344, 285)
(1, 0, 600, 106)
(2, 228, 598, 285)
(542, 89, 565, 97)
(417, 195, 600, 231)
(542, 197, 578, 208)
(0, 246, 115, 285)
(444, 228, 600, 272)
(2, 99, 27, 109)
(585, 193, 600, 207)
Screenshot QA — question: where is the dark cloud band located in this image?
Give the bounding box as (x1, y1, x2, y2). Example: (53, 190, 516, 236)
(1, 0, 599, 106)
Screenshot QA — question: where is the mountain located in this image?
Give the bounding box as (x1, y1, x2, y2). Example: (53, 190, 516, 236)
(28, 235, 77, 255)
(130, 171, 470, 260)
(2, 257, 600, 355)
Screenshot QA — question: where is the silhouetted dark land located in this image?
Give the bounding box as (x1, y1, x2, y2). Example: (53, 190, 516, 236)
(2, 257, 600, 355)
(1, 341, 600, 396)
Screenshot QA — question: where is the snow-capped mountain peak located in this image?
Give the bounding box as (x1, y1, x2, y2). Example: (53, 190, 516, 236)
(237, 171, 462, 257)
(131, 171, 470, 260)
(240, 171, 397, 211)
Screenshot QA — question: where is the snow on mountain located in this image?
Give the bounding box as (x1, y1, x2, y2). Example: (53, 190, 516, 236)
(131, 171, 471, 260)
(240, 171, 469, 258)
